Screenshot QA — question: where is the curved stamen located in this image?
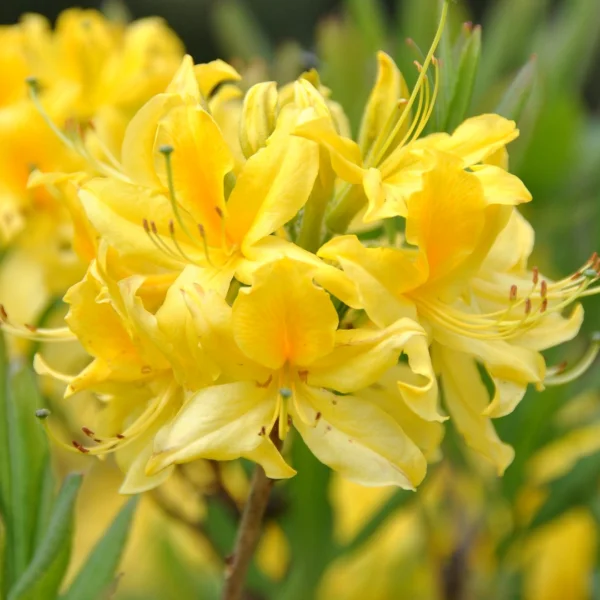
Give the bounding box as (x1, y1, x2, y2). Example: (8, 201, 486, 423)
(0, 305, 76, 343)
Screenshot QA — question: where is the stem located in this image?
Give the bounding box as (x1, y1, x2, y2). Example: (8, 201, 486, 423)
(222, 464, 275, 600)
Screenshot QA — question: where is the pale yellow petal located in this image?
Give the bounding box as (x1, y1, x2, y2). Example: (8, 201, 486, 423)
(308, 318, 427, 393)
(437, 346, 514, 474)
(147, 381, 278, 474)
(294, 384, 427, 488)
(357, 365, 444, 461)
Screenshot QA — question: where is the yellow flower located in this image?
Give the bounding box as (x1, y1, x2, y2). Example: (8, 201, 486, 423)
(292, 2, 521, 233)
(78, 56, 358, 306)
(318, 155, 597, 474)
(147, 258, 431, 489)
(0, 10, 185, 350)
(32, 244, 232, 493)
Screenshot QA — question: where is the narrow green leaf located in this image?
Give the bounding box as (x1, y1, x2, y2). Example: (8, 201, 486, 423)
(0, 346, 51, 592)
(475, 0, 551, 100)
(211, 0, 272, 61)
(494, 56, 538, 123)
(8, 473, 83, 600)
(444, 25, 481, 132)
(537, 0, 600, 96)
(61, 497, 139, 600)
(346, 0, 386, 54)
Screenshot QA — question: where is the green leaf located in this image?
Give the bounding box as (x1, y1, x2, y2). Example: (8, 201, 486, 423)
(280, 435, 335, 600)
(346, 0, 386, 55)
(444, 24, 482, 132)
(0, 338, 52, 594)
(211, 0, 272, 62)
(530, 450, 600, 531)
(61, 497, 139, 600)
(8, 473, 83, 600)
(475, 0, 551, 100)
(494, 56, 537, 123)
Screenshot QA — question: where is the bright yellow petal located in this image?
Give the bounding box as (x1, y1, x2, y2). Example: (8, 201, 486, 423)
(293, 116, 364, 184)
(427, 114, 519, 167)
(318, 235, 427, 327)
(194, 59, 241, 98)
(78, 180, 183, 269)
(237, 235, 361, 309)
(437, 346, 514, 475)
(470, 164, 532, 206)
(358, 52, 410, 156)
(240, 81, 278, 158)
(226, 131, 318, 253)
(184, 284, 269, 383)
(405, 156, 487, 285)
(155, 104, 233, 246)
(232, 259, 338, 370)
(294, 384, 427, 488)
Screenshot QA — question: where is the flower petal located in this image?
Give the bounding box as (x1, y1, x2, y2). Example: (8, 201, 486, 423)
(232, 259, 338, 369)
(294, 385, 427, 489)
(308, 317, 427, 393)
(226, 129, 318, 253)
(437, 346, 514, 475)
(147, 381, 284, 475)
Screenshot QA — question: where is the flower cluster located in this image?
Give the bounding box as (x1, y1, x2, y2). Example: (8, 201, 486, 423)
(4, 5, 599, 493)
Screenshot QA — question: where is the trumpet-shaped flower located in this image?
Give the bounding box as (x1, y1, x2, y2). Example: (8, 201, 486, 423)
(319, 156, 597, 474)
(147, 259, 433, 489)
(78, 56, 358, 307)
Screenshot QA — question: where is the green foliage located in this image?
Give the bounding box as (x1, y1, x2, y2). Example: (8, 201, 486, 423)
(0, 334, 138, 600)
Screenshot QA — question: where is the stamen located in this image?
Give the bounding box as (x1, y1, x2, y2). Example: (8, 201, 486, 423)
(198, 224, 215, 267)
(545, 333, 600, 386)
(34, 381, 177, 457)
(0, 306, 76, 343)
(369, 0, 449, 164)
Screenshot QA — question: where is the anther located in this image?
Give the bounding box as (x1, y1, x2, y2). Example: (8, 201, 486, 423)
(509, 285, 518, 302)
(0, 305, 8, 321)
(82, 426, 95, 437)
(116, 433, 125, 439)
(315, 412, 322, 423)
(524, 298, 532, 314)
(72, 440, 90, 454)
(35, 408, 51, 419)
(540, 299, 548, 313)
(150, 221, 159, 235)
(158, 144, 174, 155)
(142, 218, 150, 233)
(215, 207, 224, 219)
(463, 21, 473, 33)
(540, 280, 548, 298)
(397, 98, 409, 107)
(532, 267, 539, 285)
(168, 219, 175, 236)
